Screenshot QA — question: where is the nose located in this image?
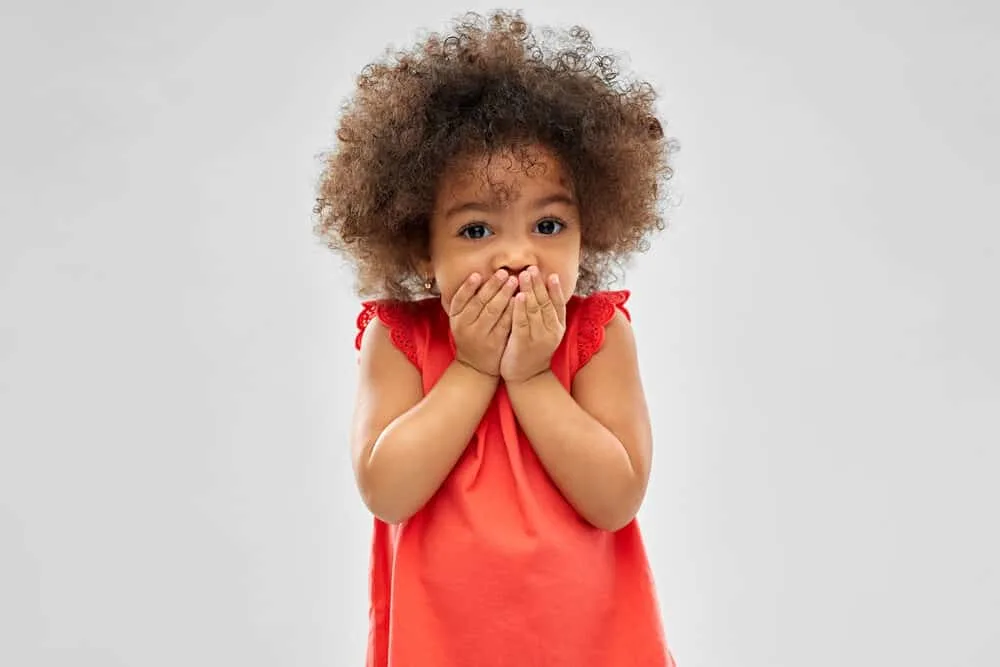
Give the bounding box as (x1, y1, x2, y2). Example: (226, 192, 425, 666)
(493, 236, 537, 277)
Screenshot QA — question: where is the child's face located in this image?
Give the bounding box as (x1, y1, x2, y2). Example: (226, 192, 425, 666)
(425, 144, 582, 312)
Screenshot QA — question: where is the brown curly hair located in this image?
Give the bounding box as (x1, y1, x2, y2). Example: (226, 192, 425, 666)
(313, 10, 678, 301)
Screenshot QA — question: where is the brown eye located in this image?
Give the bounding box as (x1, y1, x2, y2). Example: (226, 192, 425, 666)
(459, 223, 492, 240)
(535, 218, 565, 235)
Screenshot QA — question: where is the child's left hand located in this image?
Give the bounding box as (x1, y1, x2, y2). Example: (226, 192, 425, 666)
(499, 266, 566, 384)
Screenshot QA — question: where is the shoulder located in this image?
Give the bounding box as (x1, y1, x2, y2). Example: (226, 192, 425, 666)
(356, 298, 436, 340)
(356, 298, 440, 368)
(355, 303, 425, 408)
(569, 289, 631, 319)
(356, 307, 415, 374)
(594, 306, 634, 358)
(569, 289, 641, 402)
(568, 289, 633, 370)
(572, 304, 638, 382)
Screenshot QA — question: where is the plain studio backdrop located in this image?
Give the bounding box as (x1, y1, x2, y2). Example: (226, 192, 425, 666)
(1, 0, 997, 665)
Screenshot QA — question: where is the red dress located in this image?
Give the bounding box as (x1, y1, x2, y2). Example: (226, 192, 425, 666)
(354, 290, 676, 666)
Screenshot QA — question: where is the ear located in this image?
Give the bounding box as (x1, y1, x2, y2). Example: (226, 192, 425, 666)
(408, 253, 435, 290)
(412, 255, 432, 278)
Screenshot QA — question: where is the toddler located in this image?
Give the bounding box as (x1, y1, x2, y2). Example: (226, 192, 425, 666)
(314, 10, 679, 666)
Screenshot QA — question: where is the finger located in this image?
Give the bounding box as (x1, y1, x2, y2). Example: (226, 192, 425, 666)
(548, 273, 567, 325)
(479, 273, 517, 329)
(513, 292, 530, 333)
(493, 294, 515, 335)
(448, 272, 481, 317)
(529, 266, 550, 309)
(529, 267, 559, 331)
(520, 269, 543, 339)
(459, 269, 508, 324)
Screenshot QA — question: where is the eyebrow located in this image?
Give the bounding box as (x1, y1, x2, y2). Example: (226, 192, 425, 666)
(443, 192, 576, 219)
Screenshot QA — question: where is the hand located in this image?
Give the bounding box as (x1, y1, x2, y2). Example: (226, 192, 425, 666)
(449, 269, 518, 377)
(500, 266, 567, 383)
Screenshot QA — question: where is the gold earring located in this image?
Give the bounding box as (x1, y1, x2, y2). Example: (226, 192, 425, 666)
(423, 277, 433, 291)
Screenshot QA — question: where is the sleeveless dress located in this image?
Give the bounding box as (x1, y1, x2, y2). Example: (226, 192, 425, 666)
(354, 290, 676, 666)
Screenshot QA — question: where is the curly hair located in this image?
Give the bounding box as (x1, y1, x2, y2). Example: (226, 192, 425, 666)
(313, 10, 678, 301)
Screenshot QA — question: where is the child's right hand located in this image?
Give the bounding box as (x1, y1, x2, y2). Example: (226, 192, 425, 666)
(448, 269, 518, 377)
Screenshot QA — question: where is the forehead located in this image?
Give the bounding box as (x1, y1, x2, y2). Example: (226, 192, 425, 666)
(436, 144, 574, 206)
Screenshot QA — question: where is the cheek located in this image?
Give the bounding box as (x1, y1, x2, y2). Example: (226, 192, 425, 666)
(558, 271, 579, 297)
(432, 259, 480, 306)
(438, 286, 456, 313)
(553, 252, 580, 295)
(434, 271, 466, 312)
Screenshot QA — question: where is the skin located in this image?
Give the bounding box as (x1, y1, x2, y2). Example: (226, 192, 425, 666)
(422, 146, 583, 316)
(351, 143, 653, 530)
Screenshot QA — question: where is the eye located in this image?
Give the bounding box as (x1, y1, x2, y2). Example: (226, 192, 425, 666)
(535, 218, 565, 235)
(459, 223, 492, 240)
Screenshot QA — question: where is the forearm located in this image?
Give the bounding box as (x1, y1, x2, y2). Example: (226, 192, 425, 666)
(361, 360, 497, 523)
(506, 370, 642, 531)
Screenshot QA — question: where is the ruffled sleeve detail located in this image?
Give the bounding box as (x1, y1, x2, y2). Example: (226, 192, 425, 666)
(576, 290, 631, 368)
(355, 300, 420, 368)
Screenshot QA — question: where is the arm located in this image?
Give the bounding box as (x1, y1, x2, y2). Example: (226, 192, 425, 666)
(505, 309, 653, 531)
(351, 318, 499, 524)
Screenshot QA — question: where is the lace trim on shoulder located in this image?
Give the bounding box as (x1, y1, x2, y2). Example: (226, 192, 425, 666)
(355, 302, 378, 351)
(355, 300, 419, 367)
(577, 290, 631, 368)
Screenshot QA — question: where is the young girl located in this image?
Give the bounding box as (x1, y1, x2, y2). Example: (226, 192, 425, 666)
(314, 10, 678, 666)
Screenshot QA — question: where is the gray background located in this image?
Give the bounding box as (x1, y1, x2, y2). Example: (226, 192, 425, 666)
(2, 0, 997, 665)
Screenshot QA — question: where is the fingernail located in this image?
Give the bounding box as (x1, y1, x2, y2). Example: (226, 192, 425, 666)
(551, 274, 559, 285)
(496, 269, 508, 280)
